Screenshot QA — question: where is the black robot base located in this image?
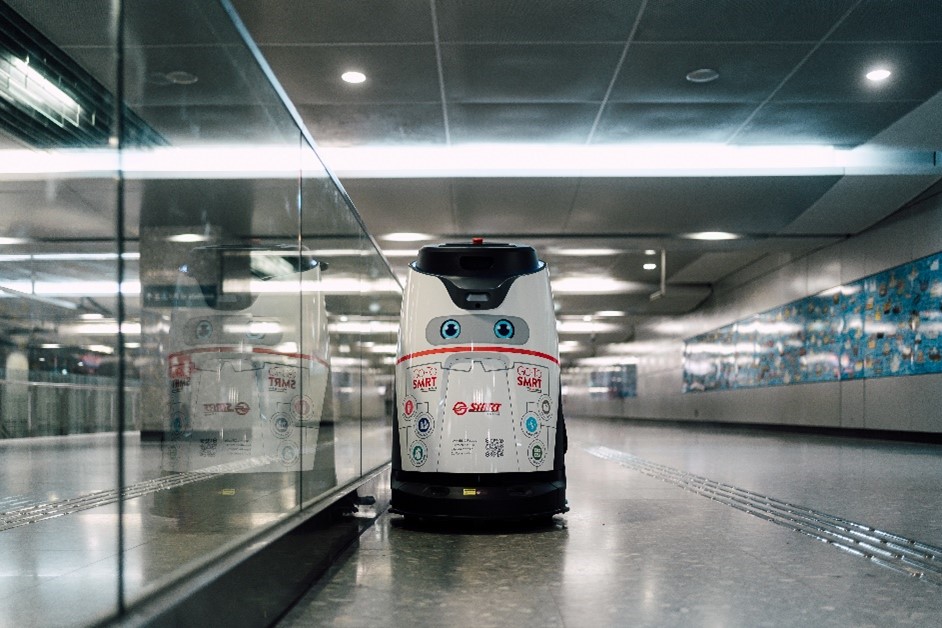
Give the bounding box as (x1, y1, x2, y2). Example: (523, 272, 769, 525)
(389, 470, 567, 520)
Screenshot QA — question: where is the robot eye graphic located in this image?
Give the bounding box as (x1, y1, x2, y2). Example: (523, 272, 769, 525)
(494, 319, 515, 339)
(440, 319, 461, 340)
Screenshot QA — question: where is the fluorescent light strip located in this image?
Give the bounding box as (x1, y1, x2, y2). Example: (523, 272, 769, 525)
(0, 55, 82, 127)
(0, 252, 140, 262)
(0, 145, 939, 180)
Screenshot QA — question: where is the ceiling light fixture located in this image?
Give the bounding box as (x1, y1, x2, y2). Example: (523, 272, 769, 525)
(4, 144, 937, 180)
(341, 71, 366, 84)
(166, 233, 208, 243)
(317, 144, 909, 178)
(551, 277, 647, 295)
(865, 68, 891, 82)
(644, 249, 657, 255)
(381, 232, 432, 242)
(686, 68, 720, 83)
(0, 55, 82, 126)
(643, 263, 657, 270)
(685, 231, 741, 240)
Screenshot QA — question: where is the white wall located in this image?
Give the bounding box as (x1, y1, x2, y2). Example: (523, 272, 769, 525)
(566, 188, 942, 433)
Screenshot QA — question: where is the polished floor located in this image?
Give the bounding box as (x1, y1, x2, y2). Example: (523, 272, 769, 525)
(0, 419, 387, 627)
(279, 417, 942, 628)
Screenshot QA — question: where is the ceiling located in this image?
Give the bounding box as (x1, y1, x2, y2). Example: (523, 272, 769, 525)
(233, 0, 942, 361)
(3, 0, 942, 366)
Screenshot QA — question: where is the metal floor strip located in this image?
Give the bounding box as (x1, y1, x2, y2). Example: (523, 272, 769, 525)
(584, 444, 942, 585)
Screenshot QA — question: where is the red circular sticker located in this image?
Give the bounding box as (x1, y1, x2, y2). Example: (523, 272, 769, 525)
(234, 402, 250, 415)
(453, 401, 468, 416)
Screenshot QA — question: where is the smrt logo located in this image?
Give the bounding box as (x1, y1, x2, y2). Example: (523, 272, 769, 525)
(452, 401, 501, 415)
(203, 402, 251, 415)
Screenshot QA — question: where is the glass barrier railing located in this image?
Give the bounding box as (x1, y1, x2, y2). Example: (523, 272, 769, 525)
(0, 1, 399, 624)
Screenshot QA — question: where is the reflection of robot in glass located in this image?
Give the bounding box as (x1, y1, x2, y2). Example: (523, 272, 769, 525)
(154, 245, 334, 521)
(391, 239, 567, 519)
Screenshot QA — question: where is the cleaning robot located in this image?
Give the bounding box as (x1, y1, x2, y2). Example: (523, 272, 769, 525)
(391, 238, 567, 519)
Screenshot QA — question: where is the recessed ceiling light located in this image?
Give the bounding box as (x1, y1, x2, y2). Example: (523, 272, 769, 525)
(643, 263, 657, 270)
(595, 310, 625, 317)
(685, 231, 741, 240)
(686, 68, 719, 83)
(865, 68, 891, 82)
(166, 233, 208, 243)
(341, 71, 366, 84)
(165, 70, 198, 85)
(381, 232, 432, 242)
(644, 249, 657, 255)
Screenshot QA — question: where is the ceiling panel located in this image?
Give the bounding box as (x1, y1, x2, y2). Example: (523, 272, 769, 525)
(670, 251, 768, 283)
(298, 104, 446, 146)
(609, 43, 813, 103)
(259, 44, 441, 104)
(568, 177, 842, 234)
(450, 178, 579, 233)
(436, 0, 644, 42)
(594, 103, 756, 143)
(830, 0, 942, 42)
(228, 0, 433, 44)
(441, 44, 622, 102)
(135, 105, 299, 145)
(610, 250, 703, 282)
(632, 0, 859, 42)
(341, 179, 458, 236)
(732, 101, 922, 145)
(772, 43, 942, 103)
(6, 0, 230, 47)
(447, 104, 598, 143)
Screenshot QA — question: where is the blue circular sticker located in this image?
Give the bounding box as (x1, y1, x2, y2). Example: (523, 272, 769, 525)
(494, 319, 515, 339)
(522, 413, 540, 436)
(440, 319, 461, 340)
(271, 414, 292, 439)
(414, 413, 434, 439)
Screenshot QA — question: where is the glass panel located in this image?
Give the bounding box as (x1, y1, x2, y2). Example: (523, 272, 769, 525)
(0, 1, 121, 625)
(121, 0, 305, 606)
(300, 143, 399, 499)
(301, 147, 366, 495)
(361, 243, 399, 474)
(0, 0, 400, 623)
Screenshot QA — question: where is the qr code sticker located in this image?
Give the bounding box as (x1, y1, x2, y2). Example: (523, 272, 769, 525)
(484, 438, 504, 458)
(199, 438, 218, 456)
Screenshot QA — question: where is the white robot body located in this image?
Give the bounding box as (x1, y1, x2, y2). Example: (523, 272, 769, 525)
(391, 240, 567, 519)
(396, 269, 560, 473)
(162, 246, 328, 474)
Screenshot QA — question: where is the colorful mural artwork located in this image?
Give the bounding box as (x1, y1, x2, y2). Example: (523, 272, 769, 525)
(683, 251, 942, 393)
(590, 365, 638, 399)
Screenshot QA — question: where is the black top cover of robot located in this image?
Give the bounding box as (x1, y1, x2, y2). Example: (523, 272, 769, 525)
(412, 240, 545, 310)
(413, 241, 542, 279)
